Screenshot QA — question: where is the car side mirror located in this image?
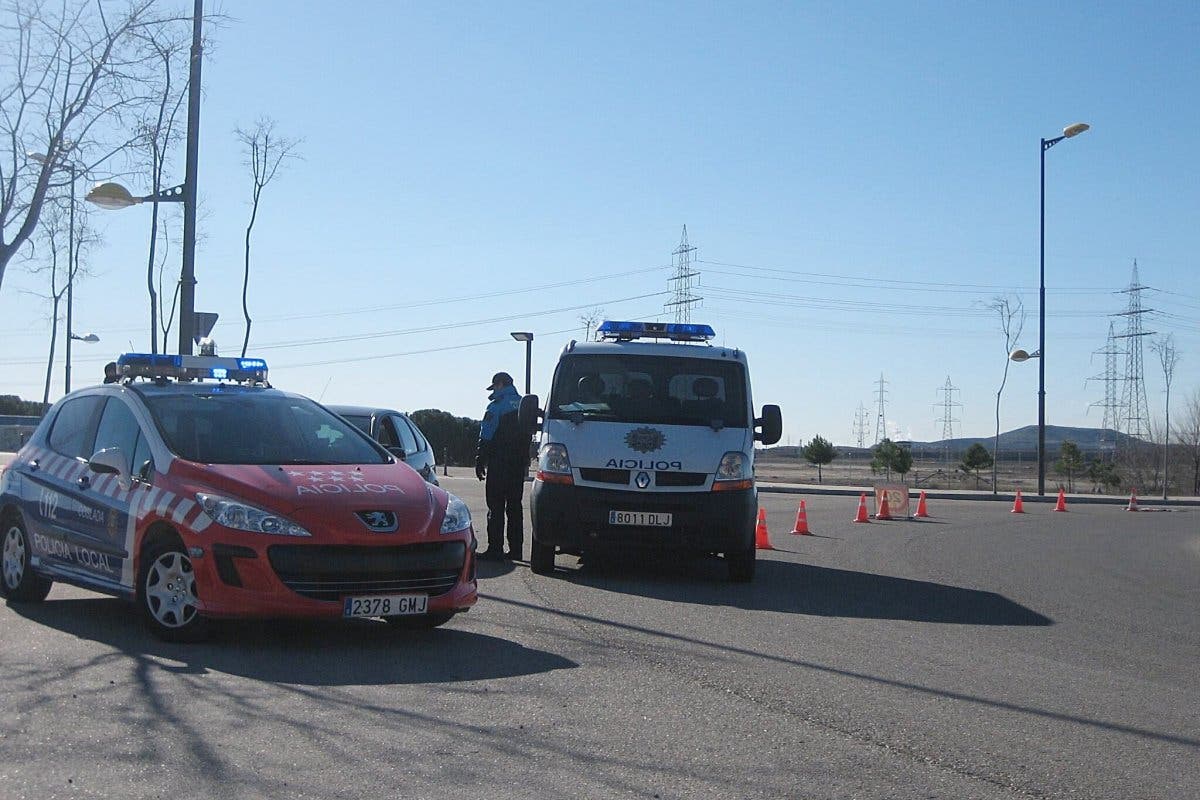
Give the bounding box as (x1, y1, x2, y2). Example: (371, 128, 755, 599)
(519, 393, 542, 434)
(89, 447, 131, 489)
(386, 446, 407, 462)
(755, 404, 783, 445)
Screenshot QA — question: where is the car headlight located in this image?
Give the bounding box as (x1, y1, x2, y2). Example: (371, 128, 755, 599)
(195, 492, 311, 537)
(441, 492, 472, 534)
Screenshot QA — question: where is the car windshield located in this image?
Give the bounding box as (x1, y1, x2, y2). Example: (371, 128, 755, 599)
(142, 391, 389, 465)
(547, 353, 748, 427)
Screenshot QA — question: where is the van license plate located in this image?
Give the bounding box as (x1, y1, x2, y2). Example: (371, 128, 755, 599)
(343, 594, 428, 618)
(609, 510, 672, 527)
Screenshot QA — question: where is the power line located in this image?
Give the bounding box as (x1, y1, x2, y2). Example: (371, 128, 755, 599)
(664, 226, 702, 323)
(874, 374, 889, 445)
(1115, 260, 1156, 442)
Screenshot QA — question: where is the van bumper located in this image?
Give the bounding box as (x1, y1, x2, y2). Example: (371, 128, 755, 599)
(530, 481, 756, 554)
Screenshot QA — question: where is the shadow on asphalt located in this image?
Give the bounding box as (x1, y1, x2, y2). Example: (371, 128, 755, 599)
(552, 554, 1052, 626)
(10, 597, 577, 685)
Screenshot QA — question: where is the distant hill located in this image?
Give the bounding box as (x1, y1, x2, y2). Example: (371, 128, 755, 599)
(770, 425, 1141, 460)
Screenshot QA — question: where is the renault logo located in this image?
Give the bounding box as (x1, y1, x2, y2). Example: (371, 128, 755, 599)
(356, 510, 398, 532)
(635, 471, 651, 489)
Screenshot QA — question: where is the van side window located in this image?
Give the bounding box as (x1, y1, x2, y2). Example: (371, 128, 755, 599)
(47, 396, 105, 460)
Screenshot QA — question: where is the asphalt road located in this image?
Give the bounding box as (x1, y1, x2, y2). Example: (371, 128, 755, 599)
(1, 472, 1197, 799)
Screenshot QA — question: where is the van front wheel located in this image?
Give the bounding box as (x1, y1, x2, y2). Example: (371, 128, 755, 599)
(726, 546, 756, 582)
(530, 536, 555, 575)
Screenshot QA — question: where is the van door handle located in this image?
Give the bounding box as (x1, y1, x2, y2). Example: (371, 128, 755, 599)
(76, 475, 91, 488)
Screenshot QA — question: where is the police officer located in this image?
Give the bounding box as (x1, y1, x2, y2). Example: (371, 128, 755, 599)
(103, 362, 119, 384)
(476, 371, 527, 561)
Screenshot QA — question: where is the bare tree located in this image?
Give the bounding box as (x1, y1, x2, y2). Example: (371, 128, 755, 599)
(1177, 387, 1200, 496)
(988, 296, 1025, 494)
(130, 20, 189, 353)
(24, 192, 98, 402)
(235, 118, 299, 357)
(579, 306, 604, 341)
(1150, 334, 1181, 499)
(0, 0, 189, 294)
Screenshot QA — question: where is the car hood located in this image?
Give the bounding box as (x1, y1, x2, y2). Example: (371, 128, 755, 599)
(169, 459, 443, 532)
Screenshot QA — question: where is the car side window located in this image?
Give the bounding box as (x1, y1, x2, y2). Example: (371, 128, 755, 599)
(376, 416, 401, 448)
(93, 398, 143, 473)
(47, 395, 105, 460)
(392, 414, 419, 457)
(401, 416, 428, 453)
(131, 431, 154, 480)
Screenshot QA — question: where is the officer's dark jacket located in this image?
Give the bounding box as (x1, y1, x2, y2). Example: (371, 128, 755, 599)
(476, 384, 525, 470)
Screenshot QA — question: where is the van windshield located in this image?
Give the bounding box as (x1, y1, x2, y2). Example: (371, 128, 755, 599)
(548, 354, 748, 427)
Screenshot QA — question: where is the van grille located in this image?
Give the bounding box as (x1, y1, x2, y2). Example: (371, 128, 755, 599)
(655, 471, 708, 487)
(579, 468, 629, 485)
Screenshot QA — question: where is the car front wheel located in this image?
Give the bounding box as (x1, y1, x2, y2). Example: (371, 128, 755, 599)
(1, 516, 52, 603)
(138, 542, 209, 642)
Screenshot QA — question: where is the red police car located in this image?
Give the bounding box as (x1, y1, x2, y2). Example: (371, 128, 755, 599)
(0, 353, 477, 641)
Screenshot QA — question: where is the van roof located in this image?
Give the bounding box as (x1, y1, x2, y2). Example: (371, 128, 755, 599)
(563, 338, 747, 364)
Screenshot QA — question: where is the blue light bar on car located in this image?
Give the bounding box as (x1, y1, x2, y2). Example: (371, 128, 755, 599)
(596, 320, 715, 342)
(117, 353, 269, 384)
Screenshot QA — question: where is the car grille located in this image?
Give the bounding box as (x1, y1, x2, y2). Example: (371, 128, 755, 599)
(267, 542, 466, 601)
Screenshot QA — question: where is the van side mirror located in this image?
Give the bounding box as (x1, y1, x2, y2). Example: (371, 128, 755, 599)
(519, 393, 542, 434)
(755, 404, 782, 445)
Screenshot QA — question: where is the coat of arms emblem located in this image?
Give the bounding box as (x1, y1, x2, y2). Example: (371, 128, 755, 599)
(624, 427, 665, 454)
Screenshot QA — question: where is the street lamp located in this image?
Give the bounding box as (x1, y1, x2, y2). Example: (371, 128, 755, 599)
(28, 151, 86, 394)
(85, 0, 204, 356)
(510, 332, 533, 394)
(71, 333, 100, 344)
(1037, 121, 1090, 496)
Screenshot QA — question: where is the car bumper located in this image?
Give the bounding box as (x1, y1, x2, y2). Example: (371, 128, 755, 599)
(530, 481, 756, 554)
(185, 530, 478, 619)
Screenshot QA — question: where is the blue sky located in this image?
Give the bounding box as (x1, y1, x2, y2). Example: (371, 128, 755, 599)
(2, 1, 1198, 447)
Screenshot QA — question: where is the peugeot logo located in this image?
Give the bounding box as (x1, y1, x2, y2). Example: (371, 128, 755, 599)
(356, 510, 398, 532)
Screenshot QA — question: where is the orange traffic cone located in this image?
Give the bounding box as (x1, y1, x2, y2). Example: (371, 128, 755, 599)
(790, 500, 811, 535)
(853, 493, 871, 523)
(754, 508, 775, 550)
(1011, 490, 1025, 514)
(914, 490, 930, 518)
(874, 492, 892, 520)
(1053, 488, 1068, 512)
(1126, 489, 1139, 512)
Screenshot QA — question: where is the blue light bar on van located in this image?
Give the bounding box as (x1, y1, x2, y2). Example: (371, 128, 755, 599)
(117, 353, 269, 384)
(596, 320, 715, 342)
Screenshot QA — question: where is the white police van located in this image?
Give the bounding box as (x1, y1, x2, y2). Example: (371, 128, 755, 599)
(520, 321, 781, 581)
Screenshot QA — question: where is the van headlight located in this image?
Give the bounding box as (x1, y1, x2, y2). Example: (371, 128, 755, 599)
(537, 443, 574, 485)
(196, 493, 311, 536)
(441, 493, 472, 534)
(712, 452, 753, 491)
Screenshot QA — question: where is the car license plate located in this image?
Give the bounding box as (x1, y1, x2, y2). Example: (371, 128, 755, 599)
(343, 594, 429, 618)
(608, 510, 672, 527)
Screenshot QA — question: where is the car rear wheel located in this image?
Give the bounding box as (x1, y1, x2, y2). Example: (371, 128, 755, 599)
(1, 517, 52, 603)
(138, 542, 209, 642)
(385, 611, 454, 630)
(530, 535, 555, 575)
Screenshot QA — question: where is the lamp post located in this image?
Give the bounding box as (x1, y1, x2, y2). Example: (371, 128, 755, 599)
(85, 0, 203, 356)
(510, 332, 533, 394)
(1038, 122, 1090, 496)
